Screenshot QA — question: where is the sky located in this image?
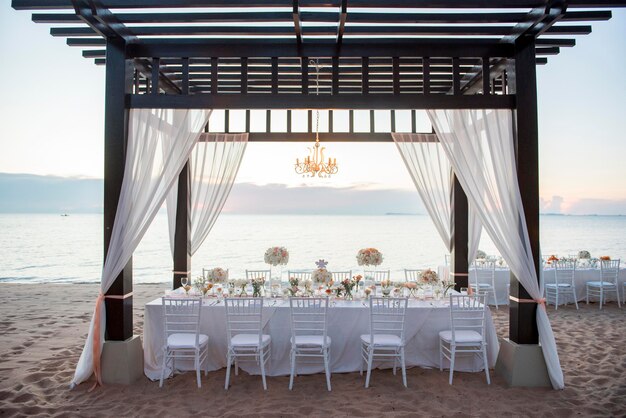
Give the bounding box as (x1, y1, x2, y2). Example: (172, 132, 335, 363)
(0, 6, 625, 215)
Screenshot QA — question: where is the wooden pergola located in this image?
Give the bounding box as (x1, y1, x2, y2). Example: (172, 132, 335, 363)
(13, 0, 623, 385)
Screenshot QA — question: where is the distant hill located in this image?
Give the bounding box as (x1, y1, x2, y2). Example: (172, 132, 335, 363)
(0, 173, 102, 213)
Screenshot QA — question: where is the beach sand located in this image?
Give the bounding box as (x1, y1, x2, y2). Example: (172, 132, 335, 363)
(0, 283, 624, 417)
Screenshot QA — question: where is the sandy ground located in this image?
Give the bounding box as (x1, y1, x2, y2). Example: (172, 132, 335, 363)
(0, 283, 624, 417)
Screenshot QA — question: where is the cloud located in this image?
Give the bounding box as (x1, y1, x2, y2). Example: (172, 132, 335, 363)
(540, 195, 564, 214)
(563, 198, 626, 216)
(224, 183, 426, 215)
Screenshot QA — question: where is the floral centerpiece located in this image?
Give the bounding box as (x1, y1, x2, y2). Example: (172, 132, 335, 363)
(578, 250, 591, 260)
(312, 260, 333, 287)
(363, 286, 374, 300)
(286, 277, 300, 297)
(342, 277, 357, 300)
(404, 281, 418, 298)
(265, 246, 289, 266)
(600, 255, 611, 261)
(356, 248, 383, 266)
(251, 277, 265, 297)
(475, 249, 487, 260)
(303, 278, 314, 296)
(547, 255, 559, 264)
(229, 278, 247, 297)
(380, 278, 392, 297)
(207, 267, 228, 283)
(194, 276, 213, 296)
(419, 269, 439, 286)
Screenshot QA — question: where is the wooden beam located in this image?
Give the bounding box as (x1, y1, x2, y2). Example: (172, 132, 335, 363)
(214, 132, 438, 142)
(292, 0, 302, 45)
(172, 162, 190, 289)
(336, 0, 348, 45)
(130, 92, 515, 109)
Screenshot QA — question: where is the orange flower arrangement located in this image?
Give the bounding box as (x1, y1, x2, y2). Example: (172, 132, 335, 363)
(600, 256, 611, 261)
(547, 255, 559, 262)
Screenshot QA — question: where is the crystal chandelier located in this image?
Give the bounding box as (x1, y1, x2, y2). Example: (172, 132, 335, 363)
(294, 59, 338, 178)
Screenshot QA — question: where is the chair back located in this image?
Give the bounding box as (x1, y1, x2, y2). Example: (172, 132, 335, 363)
(224, 297, 264, 346)
(289, 297, 329, 346)
(448, 294, 487, 342)
(331, 271, 352, 282)
(162, 297, 203, 347)
(288, 271, 313, 283)
(470, 260, 495, 286)
(600, 259, 620, 285)
(367, 297, 408, 345)
(365, 270, 391, 283)
(246, 269, 270, 281)
(554, 260, 576, 286)
(404, 269, 422, 282)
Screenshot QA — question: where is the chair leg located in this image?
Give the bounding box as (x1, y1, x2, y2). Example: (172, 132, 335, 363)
(159, 349, 168, 388)
(359, 344, 364, 376)
(482, 344, 491, 385)
(365, 349, 374, 388)
(492, 286, 498, 310)
(289, 349, 296, 391)
(224, 352, 232, 390)
(448, 346, 456, 385)
(195, 351, 201, 389)
(439, 339, 443, 372)
(260, 348, 268, 391)
(599, 288, 603, 310)
(586, 286, 589, 304)
(616, 286, 622, 308)
(573, 289, 579, 310)
(555, 290, 559, 311)
(324, 348, 332, 392)
(400, 347, 407, 388)
(393, 356, 397, 376)
(234, 358, 239, 376)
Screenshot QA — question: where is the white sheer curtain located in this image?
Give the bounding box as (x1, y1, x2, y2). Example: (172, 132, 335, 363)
(392, 133, 482, 263)
(70, 108, 212, 388)
(427, 108, 564, 389)
(167, 133, 248, 257)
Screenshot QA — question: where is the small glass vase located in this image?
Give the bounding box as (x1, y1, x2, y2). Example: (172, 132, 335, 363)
(238, 286, 248, 298)
(382, 287, 391, 298)
(271, 265, 283, 282)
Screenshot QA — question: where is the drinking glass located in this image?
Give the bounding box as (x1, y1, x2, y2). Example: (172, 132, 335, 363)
(181, 277, 189, 287)
(460, 287, 468, 295)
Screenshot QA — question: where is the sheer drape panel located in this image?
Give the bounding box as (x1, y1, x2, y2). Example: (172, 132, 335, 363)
(427, 108, 564, 389)
(71, 108, 212, 388)
(392, 133, 453, 252)
(167, 133, 248, 257)
(391, 133, 482, 263)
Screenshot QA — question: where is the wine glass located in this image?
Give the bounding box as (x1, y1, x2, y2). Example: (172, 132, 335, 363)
(181, 277, 189, 287)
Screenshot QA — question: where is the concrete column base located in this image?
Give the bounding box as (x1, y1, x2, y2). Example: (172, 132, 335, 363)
(101, 335, 144, 385)
(495, 338, 551, 387)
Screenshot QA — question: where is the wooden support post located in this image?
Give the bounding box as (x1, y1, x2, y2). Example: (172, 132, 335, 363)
(211, 57, 218, 94)
(104, 37, 133, 341)
(241, 57, 248, 93)
(151, 57, 160, 94)
(451, 174, 469, 291)
(482, 57, 490, 95)
(181, 57, 189, 95)
(423, 57, 431, 95)
(452, 57, 460, 95)
(510, 36, 539, 345)
(172, 162, 191, 289)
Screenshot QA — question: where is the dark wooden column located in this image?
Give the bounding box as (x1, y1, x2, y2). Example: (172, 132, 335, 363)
(509, 36, 540, 344)
(172, 162, 191, 289)
(104, 37, 133, 341)
(451, 174, 469, 290)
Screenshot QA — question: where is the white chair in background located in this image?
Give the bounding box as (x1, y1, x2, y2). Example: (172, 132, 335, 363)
(288, 297, 332, 391)
(439, 293, 490, 385)
(586, 259, 622, 310)
(331, 270, 352, 282)
(364, 269, 391, 284)
(159, 297, 208, 389)
(245, 269, 271, 282)
(288, 271, 313, 283)
(404, 269, 422, 282)
(360, 297, 408, 388)
(545, 260, 578, 310)
(224, 298, 271, 390)
(469, 260, 498, 309)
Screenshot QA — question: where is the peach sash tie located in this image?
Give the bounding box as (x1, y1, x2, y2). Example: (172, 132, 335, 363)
(89, 291, 132, 391)
(510, 295, 546, 308)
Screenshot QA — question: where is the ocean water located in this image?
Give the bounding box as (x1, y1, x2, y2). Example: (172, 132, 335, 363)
(0, 213, 625, 284)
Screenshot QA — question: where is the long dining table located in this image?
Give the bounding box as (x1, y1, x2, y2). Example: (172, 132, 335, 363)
(143, 297, 499, 381)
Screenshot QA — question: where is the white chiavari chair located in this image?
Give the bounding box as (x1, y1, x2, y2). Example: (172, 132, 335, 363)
(586, 259, 622, 309)
(439, 293, 490, 385)
(404, 269, 422, 282)
(288, 297, 331, 391)
(469, 260, 498, 309)
(224, 297, 271, 390)
(364, 270, 391, 284)
(159, 297, 208, 389)
(288, 270, 313, 283)
(360, 297, 408, 388)
(546, 260, 578, 310)
(331, 270, 352, 282)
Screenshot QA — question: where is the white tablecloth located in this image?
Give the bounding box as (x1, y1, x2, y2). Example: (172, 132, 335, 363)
(143, 298, 499, 380)
(438, 266, 626, 306)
